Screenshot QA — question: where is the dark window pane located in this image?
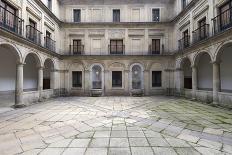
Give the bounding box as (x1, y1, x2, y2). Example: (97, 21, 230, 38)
(72, 71, 82, 87)
(152, 39, 160, 54)
(112, 71, 122, 87)
(110, 40, 123, 54)
(152, 9, 160, 22)
(48, 0, 52, 10)
(113, 9, 120, 22)
(152, 71, 162, 87)
(74, 9, 81, 22)
(182, 0, 187, 9)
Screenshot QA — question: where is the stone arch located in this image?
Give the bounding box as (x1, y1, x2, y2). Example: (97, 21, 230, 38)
(90, 63, 105, 90)
(108, 62, 126, 69)
(193, 50, 213, 67)
(23, 51, 42, 67)
(0, 42, 22, 63)
(180, 57, 192, 69)
(214, 40, 232, 62)
(43, 58, 55, 90)
(130, 63, 144, 90)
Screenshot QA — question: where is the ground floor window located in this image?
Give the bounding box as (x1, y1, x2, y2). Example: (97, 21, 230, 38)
(112, 71, 122, 87)
(72, 71, 82, 87)
(152, 71, 162, 87)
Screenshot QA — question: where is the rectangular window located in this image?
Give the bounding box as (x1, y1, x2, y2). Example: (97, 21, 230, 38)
(0, 0, 16, 29)
(73, 40, 82, 54)
(110, 40, 123, 54)
(113, 9, 120, 22)
(151, 39, 160, 54)
(72, 71, 82, 87)
(48, 0, 52, 10)
(219, 1, 232, 30)
(182, 0, 187, 9)
(112, 71, 122, 87)
(152, 9, 160, 22)
(198, 17, 207, 39)
(152, 71, 162, 87)
(74, 9, 81, 22)
(183, 29, 189, 47)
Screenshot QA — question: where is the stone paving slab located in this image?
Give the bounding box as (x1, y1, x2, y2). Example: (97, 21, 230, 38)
(0, 96, 231, 155)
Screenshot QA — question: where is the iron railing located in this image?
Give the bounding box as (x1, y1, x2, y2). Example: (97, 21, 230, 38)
(26, 25, 42, 45)
(44, 37, 56, 52)
(108, 45, 125, 55)
(178, 35, 190, 50)
(192, 24, 210, 43)
(0, 5, 24, 35)
(70, 45, 84, 55)
(212, 7, 232, 34)
(149, 45, 162, 55)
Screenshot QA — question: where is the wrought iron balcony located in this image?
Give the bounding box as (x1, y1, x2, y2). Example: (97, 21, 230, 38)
(212, 7, 232, 34)
(192, 24, 209, 43)
(0, 6, 24, 35)
(149, 45, 161, 55)
(26, 25, 42, 45)
(70, 45, 84, 55)
(108, 45, 125, 55)
(178, 36, 190, 50)
(44, 37, 56, 52)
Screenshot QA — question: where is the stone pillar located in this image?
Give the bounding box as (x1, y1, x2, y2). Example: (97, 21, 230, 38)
(124, 70, 130, 95)
(175, 68, 184, 96)
(84, 69, 90, 96)
(192, 65, 197, 100)
(38, 67, 43, 101)
(213, 61, 221, 103)
(15, 63, 24, 107)
(144, 70, 150, 96)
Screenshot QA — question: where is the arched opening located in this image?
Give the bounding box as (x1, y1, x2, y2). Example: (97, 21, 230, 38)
(196, 52, 213, 91)
(217, 44, 232, 93)
(0, 44, 20, 107)
(181, 58, 192, 89)
(43, 59, 54, 90)
(23, 53, 40, 92)
(91, 65, 103, 89)
(131, 65, 143, 89)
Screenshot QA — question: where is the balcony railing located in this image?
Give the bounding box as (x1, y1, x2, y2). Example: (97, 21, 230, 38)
(192, 24, 209, 43)
(149, 45, 161, 55)
(0, 5, 24, 35)
(70, 45, 84, 55)
(26, 25, 42, 45)
(108, 45, 125, 55)
(178, 36, 190, 50)
(212, 7, 232, 34)
(44, 37, 56, 52)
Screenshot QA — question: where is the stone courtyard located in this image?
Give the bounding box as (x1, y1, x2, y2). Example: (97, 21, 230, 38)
(0, 96, 232, 155)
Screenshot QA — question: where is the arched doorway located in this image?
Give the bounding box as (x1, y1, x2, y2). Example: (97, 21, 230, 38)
(0, 44, 21, 107)
(43, 59, 54, 90)
(196, 52, 213, 91)
(23, 53, 41, 92)
(181, 58, 192, 89)
(91, 65, 103, 89)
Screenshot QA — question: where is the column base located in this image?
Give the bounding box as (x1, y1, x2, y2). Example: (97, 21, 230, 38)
(13, 104, 26, 108)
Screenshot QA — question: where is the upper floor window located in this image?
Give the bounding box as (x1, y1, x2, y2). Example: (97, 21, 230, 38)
(182, 0, 187, 9)
(46, 31, 51, 38)
(151, 39, 160, 54)
(110, 40, 123, 54)
(48, 0, 52, 10)
(152, 9, 160, 22)
(74, 9, 81, 22)
(113, 9, 120, 22)
(219, 1, 232, 30)
(183, 29, 189, 47)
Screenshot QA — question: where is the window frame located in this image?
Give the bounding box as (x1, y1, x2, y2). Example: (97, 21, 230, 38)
(72, 71, 83, 88)
(152, 71, 162, 88)
(151, 39, 161, 54)
(112, 71, 123, 88)
(152, 8, 160, 22)
(113, 9, 120, 22)
(73, 9, 81, 22)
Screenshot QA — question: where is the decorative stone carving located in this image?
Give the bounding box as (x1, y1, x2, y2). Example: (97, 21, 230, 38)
(88, 29, 105, 37)
(109, 30, 125, 38)
(128, 29, 145, 36)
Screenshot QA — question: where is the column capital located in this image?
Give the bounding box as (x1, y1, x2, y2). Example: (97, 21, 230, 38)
(17, 62, 25, 66)
(211, 60, 221, 65)
(175, 68, 183, 71)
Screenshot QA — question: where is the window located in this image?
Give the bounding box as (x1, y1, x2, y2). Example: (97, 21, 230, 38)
(152, 71, 162, 87)
(113, 9, 120, 22)
(183, 29, 189, 47)
(198, 17, 207, 39)
(74, 9, 81, 22)
(152, 9, 160, 22)
(0, 0, 16, 29)
(46, 31, 51, 38)
(182, 0, 187, 9)
(151, 39, 160, 54)
(48, 0, 52, 10)
(28, 19, 37, 41)
(110, 40, 123, 54)
(72, 71, 82, 87)
(73, 40, 82, 54)
(112, 71, 122, 87)
(219, 1, 232, 30)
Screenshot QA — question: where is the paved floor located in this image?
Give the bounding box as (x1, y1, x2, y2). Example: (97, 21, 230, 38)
(0, 96, 232, 155)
